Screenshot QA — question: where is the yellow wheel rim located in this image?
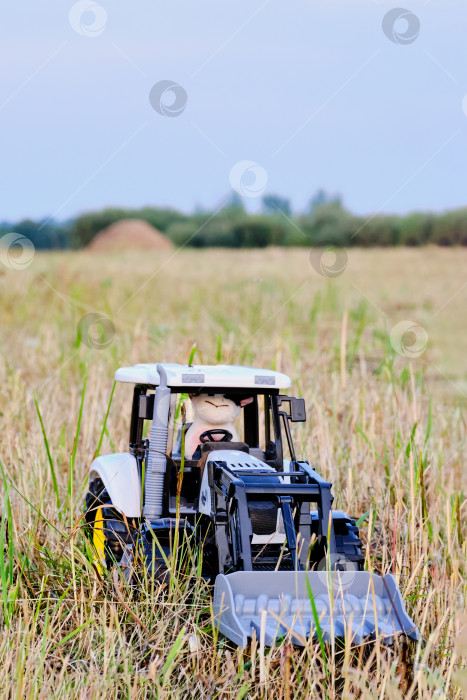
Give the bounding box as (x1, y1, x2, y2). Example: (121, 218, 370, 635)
(93, 507, 106, 574)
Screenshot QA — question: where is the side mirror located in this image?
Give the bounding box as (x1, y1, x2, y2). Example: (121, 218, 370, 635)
(277, 396, 306, 422)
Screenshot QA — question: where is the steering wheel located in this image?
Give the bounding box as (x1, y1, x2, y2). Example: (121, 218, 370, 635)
(199, 429, 233, 444)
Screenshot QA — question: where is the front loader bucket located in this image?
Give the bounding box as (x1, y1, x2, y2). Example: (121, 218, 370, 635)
(213, 570, 419, 648)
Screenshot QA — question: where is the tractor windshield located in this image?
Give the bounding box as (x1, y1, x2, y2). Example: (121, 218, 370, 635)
(168, 390, 288, 468)
(129, 384, 295, 469)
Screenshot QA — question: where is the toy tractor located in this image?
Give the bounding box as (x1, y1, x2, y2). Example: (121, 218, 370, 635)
(84, 363, 419, 647)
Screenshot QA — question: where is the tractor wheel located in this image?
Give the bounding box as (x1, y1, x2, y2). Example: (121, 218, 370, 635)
(333, 515, 365, 571)
(84, 477, 138, 573)
(309, 512, 365, 572)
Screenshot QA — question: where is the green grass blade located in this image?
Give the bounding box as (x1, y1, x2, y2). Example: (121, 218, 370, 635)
(425, 398, 432, 447)
(305, 576, 328, 678)
(216, 332, 223, 362)
(34, 395, 61, 512)
(0, 495, 10, 626)
(68, 374, 87, 504)
(51, 620, 95, 650)
(355, 509, 370, 528)
(187, 343, 197, 365)
(94, 380, 116, 458)
(160, 626, 187, 685)
(10, 485, 67, 539)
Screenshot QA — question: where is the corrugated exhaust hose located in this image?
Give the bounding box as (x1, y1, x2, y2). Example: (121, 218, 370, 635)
(143, 364, 170, 520)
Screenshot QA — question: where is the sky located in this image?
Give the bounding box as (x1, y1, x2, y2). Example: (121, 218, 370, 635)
(0, 0, 466, 221)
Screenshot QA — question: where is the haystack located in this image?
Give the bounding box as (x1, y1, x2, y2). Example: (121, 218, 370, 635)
(87, 219, 172, 252)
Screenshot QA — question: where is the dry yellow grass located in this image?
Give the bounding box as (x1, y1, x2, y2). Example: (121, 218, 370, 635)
(0, 247, 465, 698)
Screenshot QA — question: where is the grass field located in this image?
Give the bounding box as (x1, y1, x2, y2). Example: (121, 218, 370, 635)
(0, 246, 466, 698)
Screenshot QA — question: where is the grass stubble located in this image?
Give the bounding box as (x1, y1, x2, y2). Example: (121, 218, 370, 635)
(0, 247, 465, 698)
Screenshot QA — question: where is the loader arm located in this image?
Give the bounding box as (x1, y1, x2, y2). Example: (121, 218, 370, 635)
(206, 456, 337, 574)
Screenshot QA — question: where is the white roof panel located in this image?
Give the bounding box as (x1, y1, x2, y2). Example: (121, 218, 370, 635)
(115, 363, 291, 389)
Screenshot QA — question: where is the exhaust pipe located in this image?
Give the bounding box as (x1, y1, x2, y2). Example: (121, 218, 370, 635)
(143, 364, 170, 520)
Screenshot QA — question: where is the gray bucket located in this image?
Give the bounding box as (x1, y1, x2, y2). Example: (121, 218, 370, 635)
(213, 570, 420, 648)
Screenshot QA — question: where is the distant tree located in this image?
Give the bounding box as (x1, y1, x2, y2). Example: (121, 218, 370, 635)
(166, 221, 206, 247)
(138, 207, 186, 232)
(232, 216, 286, 248)
(307, 189, 344, 215)
(431, 208, 467, 246)
(299, 200, 352, 247)
(353, 216, 401, 247)
(398, 213, 433, 246)
(262, 194, 291, 218)
(7, 197, 467, 251)
(308, 189, 329, 213)
(224, 191, 245, 212)
(0, 219, 71, 249)
(167, 216, 238, 247)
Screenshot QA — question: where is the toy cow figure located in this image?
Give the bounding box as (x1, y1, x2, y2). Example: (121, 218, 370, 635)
(185, 392, 253, 459)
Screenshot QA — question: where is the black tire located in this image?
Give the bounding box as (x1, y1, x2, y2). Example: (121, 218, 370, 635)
(309, 512, 365, 571)
(83, 477, 138, 570)
(333, 515, 365, 570)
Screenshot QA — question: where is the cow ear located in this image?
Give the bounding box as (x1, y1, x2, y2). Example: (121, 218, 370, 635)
(240, 397, 254, 407)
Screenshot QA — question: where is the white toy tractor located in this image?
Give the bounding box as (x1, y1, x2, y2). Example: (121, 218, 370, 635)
(84, 363, 419, 647)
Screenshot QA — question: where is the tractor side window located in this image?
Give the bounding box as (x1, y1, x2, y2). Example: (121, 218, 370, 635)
(256, 395, 268, 453)
(139, 390, 178, 455)
(170, 393, 190, 457)
(280, 416, 293, 462)
(260, 394, 279, 464)
(166, 392, 178, 456)
(233, 408, 244, 442)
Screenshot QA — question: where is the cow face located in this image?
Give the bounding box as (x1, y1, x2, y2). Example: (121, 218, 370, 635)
(190, 393, 241, 425)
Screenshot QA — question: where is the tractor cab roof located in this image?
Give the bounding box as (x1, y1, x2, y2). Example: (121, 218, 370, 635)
(115, 363, 291, 390)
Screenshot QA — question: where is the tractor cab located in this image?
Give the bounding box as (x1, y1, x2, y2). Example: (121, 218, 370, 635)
(117, 363, 306, 518)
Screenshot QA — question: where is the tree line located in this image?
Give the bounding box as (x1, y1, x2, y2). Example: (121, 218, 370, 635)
(2, 191, 467, 250)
